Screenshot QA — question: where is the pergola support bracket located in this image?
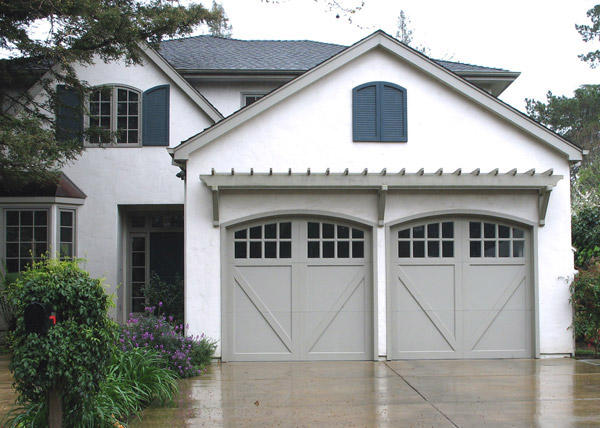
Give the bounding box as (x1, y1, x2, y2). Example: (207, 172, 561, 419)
(538, 185, 552, 227)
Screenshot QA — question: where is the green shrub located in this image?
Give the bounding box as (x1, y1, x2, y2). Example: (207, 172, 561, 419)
(570, 266, 600, 356)
(5, 347, 178, 427)
(572, 205, 600, 268)
(190, 334, 217, 368)
(6, 259, 117, 426)
(144, 273, 184, 323)
(0, 270, 19, 331)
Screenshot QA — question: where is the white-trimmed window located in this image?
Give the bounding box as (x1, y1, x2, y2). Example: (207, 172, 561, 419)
(59, 209, 76, 259)
(4, 209, 48, 273)
(242, 93, 266, 107)
(88, 86, 141, 145)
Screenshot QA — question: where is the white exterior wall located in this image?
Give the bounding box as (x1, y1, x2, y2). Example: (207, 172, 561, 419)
(192, 80, 285, 117)
(56, 55, 213, 318)
(184, 47, 575, 357)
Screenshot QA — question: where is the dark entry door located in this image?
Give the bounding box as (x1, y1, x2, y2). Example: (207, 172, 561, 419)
(150, 232, 184, 283)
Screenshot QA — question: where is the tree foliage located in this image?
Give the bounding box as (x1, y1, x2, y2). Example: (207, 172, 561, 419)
(526, 85, 600, 157)
(395, 10, 413, 45)
(577, 4, 600, 67)
(0, 0, 226, 185)
(208, 1, 232, 38)
(394, 9, 432, 56)
(525, 85, 600, 209)
(573, 206, 600, 268)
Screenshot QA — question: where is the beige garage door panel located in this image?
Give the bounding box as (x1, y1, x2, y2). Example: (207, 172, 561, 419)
(389, 218, 533, 360)
(225, 218, 374, 362)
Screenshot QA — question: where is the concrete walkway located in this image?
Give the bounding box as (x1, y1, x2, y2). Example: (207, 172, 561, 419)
(0, 355, 15, 417)
(132, 358, 600, 427)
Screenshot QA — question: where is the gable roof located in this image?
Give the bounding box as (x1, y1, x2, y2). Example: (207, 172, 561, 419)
(139, 45, 223, 122)
(169, 30, 582, 162)
(159, 35, 514, 76)
(4, 45, 224, 124)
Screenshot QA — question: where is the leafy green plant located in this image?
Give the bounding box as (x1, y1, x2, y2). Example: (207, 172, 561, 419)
(4, 347, 177, 427)
(570, 266, 600, 356)
(190, 334, 218, 368)
(6, 259, 117, 426)
(0, 270, 19, 331)
(572, 205, 600, 268)
(144, 272, 184, 323)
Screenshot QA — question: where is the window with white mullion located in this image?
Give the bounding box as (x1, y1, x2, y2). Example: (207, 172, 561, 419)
(5, 209, 48, 273)
(116, 88, 140, 144)
(59, 209, 75, 260)
(130, 235, 147, 312)
(89, 88, 111, 144)
(88, 86, 141, 146)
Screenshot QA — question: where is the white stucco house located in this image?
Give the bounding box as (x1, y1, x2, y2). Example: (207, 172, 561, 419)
(1, 30, 583, 360)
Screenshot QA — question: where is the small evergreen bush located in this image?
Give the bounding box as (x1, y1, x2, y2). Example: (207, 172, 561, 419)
(570, 265, 600, 356)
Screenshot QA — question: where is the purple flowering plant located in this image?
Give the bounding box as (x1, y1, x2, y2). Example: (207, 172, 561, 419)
(120, 303, 216, 378)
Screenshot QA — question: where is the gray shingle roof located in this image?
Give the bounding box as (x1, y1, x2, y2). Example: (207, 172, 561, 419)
(159, 35, 513, 74)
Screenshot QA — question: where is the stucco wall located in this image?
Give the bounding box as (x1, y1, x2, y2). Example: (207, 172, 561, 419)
(184, 47, 575, 357)
(192, 80, 285, 117)
(58, 54, 213, 318)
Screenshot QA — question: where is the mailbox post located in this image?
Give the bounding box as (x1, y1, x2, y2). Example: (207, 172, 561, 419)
(24, 302, 62, 428)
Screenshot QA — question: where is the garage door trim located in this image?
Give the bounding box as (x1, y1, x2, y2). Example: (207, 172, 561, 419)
(385, 209, 539, 360)
(220, 210, 378, 362)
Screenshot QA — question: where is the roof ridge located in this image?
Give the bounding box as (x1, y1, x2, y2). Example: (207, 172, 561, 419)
(160, 34, 344, 47)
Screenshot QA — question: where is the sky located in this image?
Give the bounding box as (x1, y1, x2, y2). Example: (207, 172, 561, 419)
(200, 0, 600, 112)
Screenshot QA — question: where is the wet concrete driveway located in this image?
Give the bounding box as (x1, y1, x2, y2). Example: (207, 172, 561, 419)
(133, 358, 600, 427)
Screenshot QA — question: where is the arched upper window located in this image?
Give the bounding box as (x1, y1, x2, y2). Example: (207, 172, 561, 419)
(56, 83, 170, 147)
(89, 86, 141, 145)
(352, 81, 407, 142)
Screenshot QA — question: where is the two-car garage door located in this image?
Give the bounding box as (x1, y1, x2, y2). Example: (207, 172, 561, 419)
(223, 216, 533, 361)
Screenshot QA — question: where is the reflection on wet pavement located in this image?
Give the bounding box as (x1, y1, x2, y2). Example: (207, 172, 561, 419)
(131, 358, 600, 427)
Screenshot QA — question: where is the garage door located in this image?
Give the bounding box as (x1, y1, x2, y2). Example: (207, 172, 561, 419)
(389, 217, 532, 359)
(224, 218, 373, 361)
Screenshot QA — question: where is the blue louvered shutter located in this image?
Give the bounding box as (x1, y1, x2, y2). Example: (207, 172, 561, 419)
(142, 85, 170, 146)
(55, 85, 83, 143)
(380, 83, 407, 142)
(353, 83, 378, 141)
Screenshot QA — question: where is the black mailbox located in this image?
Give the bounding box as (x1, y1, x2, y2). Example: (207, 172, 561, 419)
(24, 302, 55, 335)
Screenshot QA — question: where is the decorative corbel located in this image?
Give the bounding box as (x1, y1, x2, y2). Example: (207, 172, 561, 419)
(377, 185, 388, 227)
(538, 185, 552, 227)
(211, 185, 220, 227)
